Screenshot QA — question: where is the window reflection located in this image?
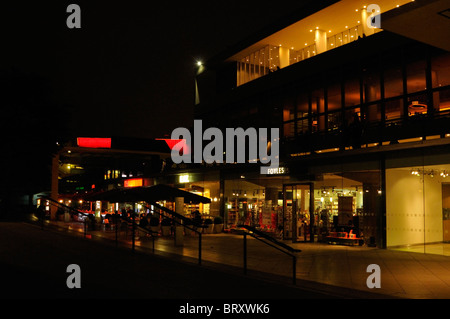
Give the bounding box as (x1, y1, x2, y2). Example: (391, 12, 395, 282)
(407, 60, 427, 93)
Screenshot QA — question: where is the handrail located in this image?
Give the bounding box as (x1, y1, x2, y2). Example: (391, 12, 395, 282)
(38, 196, 90, 237)
(118, 213, 158, 252)
(238, 224, 301, 285)
(144, 201, 203, 265)
(239, 225, 301, 254)
(38, 196, 158, 250)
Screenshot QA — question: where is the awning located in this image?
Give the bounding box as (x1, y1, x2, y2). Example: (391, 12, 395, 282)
(82, 184, 211, 204)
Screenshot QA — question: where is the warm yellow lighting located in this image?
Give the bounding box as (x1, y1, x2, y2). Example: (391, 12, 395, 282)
(196, 61, 202, 66)
(309, 29, 313, 32)
(345, 26, 348, 28)
(355, 8, 358, 11)
(179, 174, 190, 183)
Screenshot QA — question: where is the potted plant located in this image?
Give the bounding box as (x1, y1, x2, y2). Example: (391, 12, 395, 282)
(161, 218, 172, 236)
(203, 218, 213, 234)
(149, 216, 160, 236)
(213, 216, 224, 233)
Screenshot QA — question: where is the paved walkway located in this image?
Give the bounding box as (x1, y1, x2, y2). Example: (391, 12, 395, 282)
(42, 220, 450, 299)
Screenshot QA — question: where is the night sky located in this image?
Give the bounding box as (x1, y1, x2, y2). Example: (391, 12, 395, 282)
(2, 1, 307, 140)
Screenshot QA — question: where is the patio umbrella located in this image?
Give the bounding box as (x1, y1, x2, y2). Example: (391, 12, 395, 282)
(82, 184, 211, 204)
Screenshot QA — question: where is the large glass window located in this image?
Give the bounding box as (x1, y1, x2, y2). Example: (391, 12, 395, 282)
(432, 52, 450, 88)
(312, 88, 325, 132)
(435, 87, 450, 112)
(384, 66, 404, 99)
(237, 45, 279, 86)
(344, 78, 361, 107)
(283, 96, 296, 137)
(387, 161, 450, 255)
(385, 98, 403, 121)
(406, 59, 427, 94)
(363, 67, 381, 103)
(295, 92, 309, 135)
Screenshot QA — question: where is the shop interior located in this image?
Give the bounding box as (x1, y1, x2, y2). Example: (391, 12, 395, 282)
(224, 172, 380, 244)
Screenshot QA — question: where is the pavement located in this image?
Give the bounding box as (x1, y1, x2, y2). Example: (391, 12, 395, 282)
(2, 218, 450, 303)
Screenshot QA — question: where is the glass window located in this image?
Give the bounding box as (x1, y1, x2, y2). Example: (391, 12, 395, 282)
(407, 59, 427, 93)
(407, 93, 428, 116)
(296, 117, 308, 135)
(327, 110, 341, 132)
(386, 162, 450, 254)
(365, 103, 381, 123)
(344, 78, 361, 107)
(435, 87, 450, 112)
(385, 98, 404, 121)
(327, 83, 342, 112)
(384, 66, 404, 98)
(432, 53, 450, 88)
(312, 88, 325, 132)
(296, 92, 309, 118)
(283, 97, 295, 138)
(345, 107, 361, 127)
(363, 68, 381, 103)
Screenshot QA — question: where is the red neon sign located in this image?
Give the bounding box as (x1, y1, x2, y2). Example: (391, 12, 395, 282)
(156, 139, 189, 154)
(77, 138, 111, 148)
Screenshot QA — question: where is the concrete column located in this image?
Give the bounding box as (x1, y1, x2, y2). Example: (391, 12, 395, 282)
(279, 47, 290, 69)
(174, 197, 184, 246)
(50, 153, 59, 220)
(315, 29, 327, 54)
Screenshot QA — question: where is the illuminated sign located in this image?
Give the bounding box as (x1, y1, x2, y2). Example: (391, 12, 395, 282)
(156, 138, 190, 154)
(124, 178, 143, 188)
(77, 138, 111, 148)
(265, 167, 288, 175)
(179, 174, 190, 183)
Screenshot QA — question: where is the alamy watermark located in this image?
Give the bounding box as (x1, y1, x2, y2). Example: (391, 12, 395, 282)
(170, 120, 279, 174)
(367, 4, 381, 29)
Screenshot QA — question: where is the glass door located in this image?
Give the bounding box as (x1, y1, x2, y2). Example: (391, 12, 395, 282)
(283, 183, 314, 242)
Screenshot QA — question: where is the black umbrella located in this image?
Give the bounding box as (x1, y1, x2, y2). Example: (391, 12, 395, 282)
(82, 184, 211, 204)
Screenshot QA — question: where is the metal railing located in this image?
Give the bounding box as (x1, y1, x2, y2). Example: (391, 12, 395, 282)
(37, 196, 158, 252)
(239, 225, 301, 285)
(37, 197, 204, 265)
(145, 201, 203, 265)
(37, 196, 90, 237)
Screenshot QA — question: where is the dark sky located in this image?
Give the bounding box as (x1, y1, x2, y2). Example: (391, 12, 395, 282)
(2, 1, 306, 140)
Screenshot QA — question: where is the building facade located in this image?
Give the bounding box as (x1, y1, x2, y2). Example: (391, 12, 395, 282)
(178, 0, 450, 252)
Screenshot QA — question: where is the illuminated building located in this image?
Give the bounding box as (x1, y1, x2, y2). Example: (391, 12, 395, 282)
(179, 0, 450, 252)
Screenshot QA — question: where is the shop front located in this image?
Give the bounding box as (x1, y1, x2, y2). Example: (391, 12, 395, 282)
(386, 151, 450, 255)
(222, 164, 382, 246)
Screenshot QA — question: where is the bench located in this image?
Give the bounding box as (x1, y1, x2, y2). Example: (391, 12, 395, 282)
(326, 230, 363, 246)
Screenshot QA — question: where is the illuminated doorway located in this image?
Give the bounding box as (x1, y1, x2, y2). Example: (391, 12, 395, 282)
(282, 183, 314, 243)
